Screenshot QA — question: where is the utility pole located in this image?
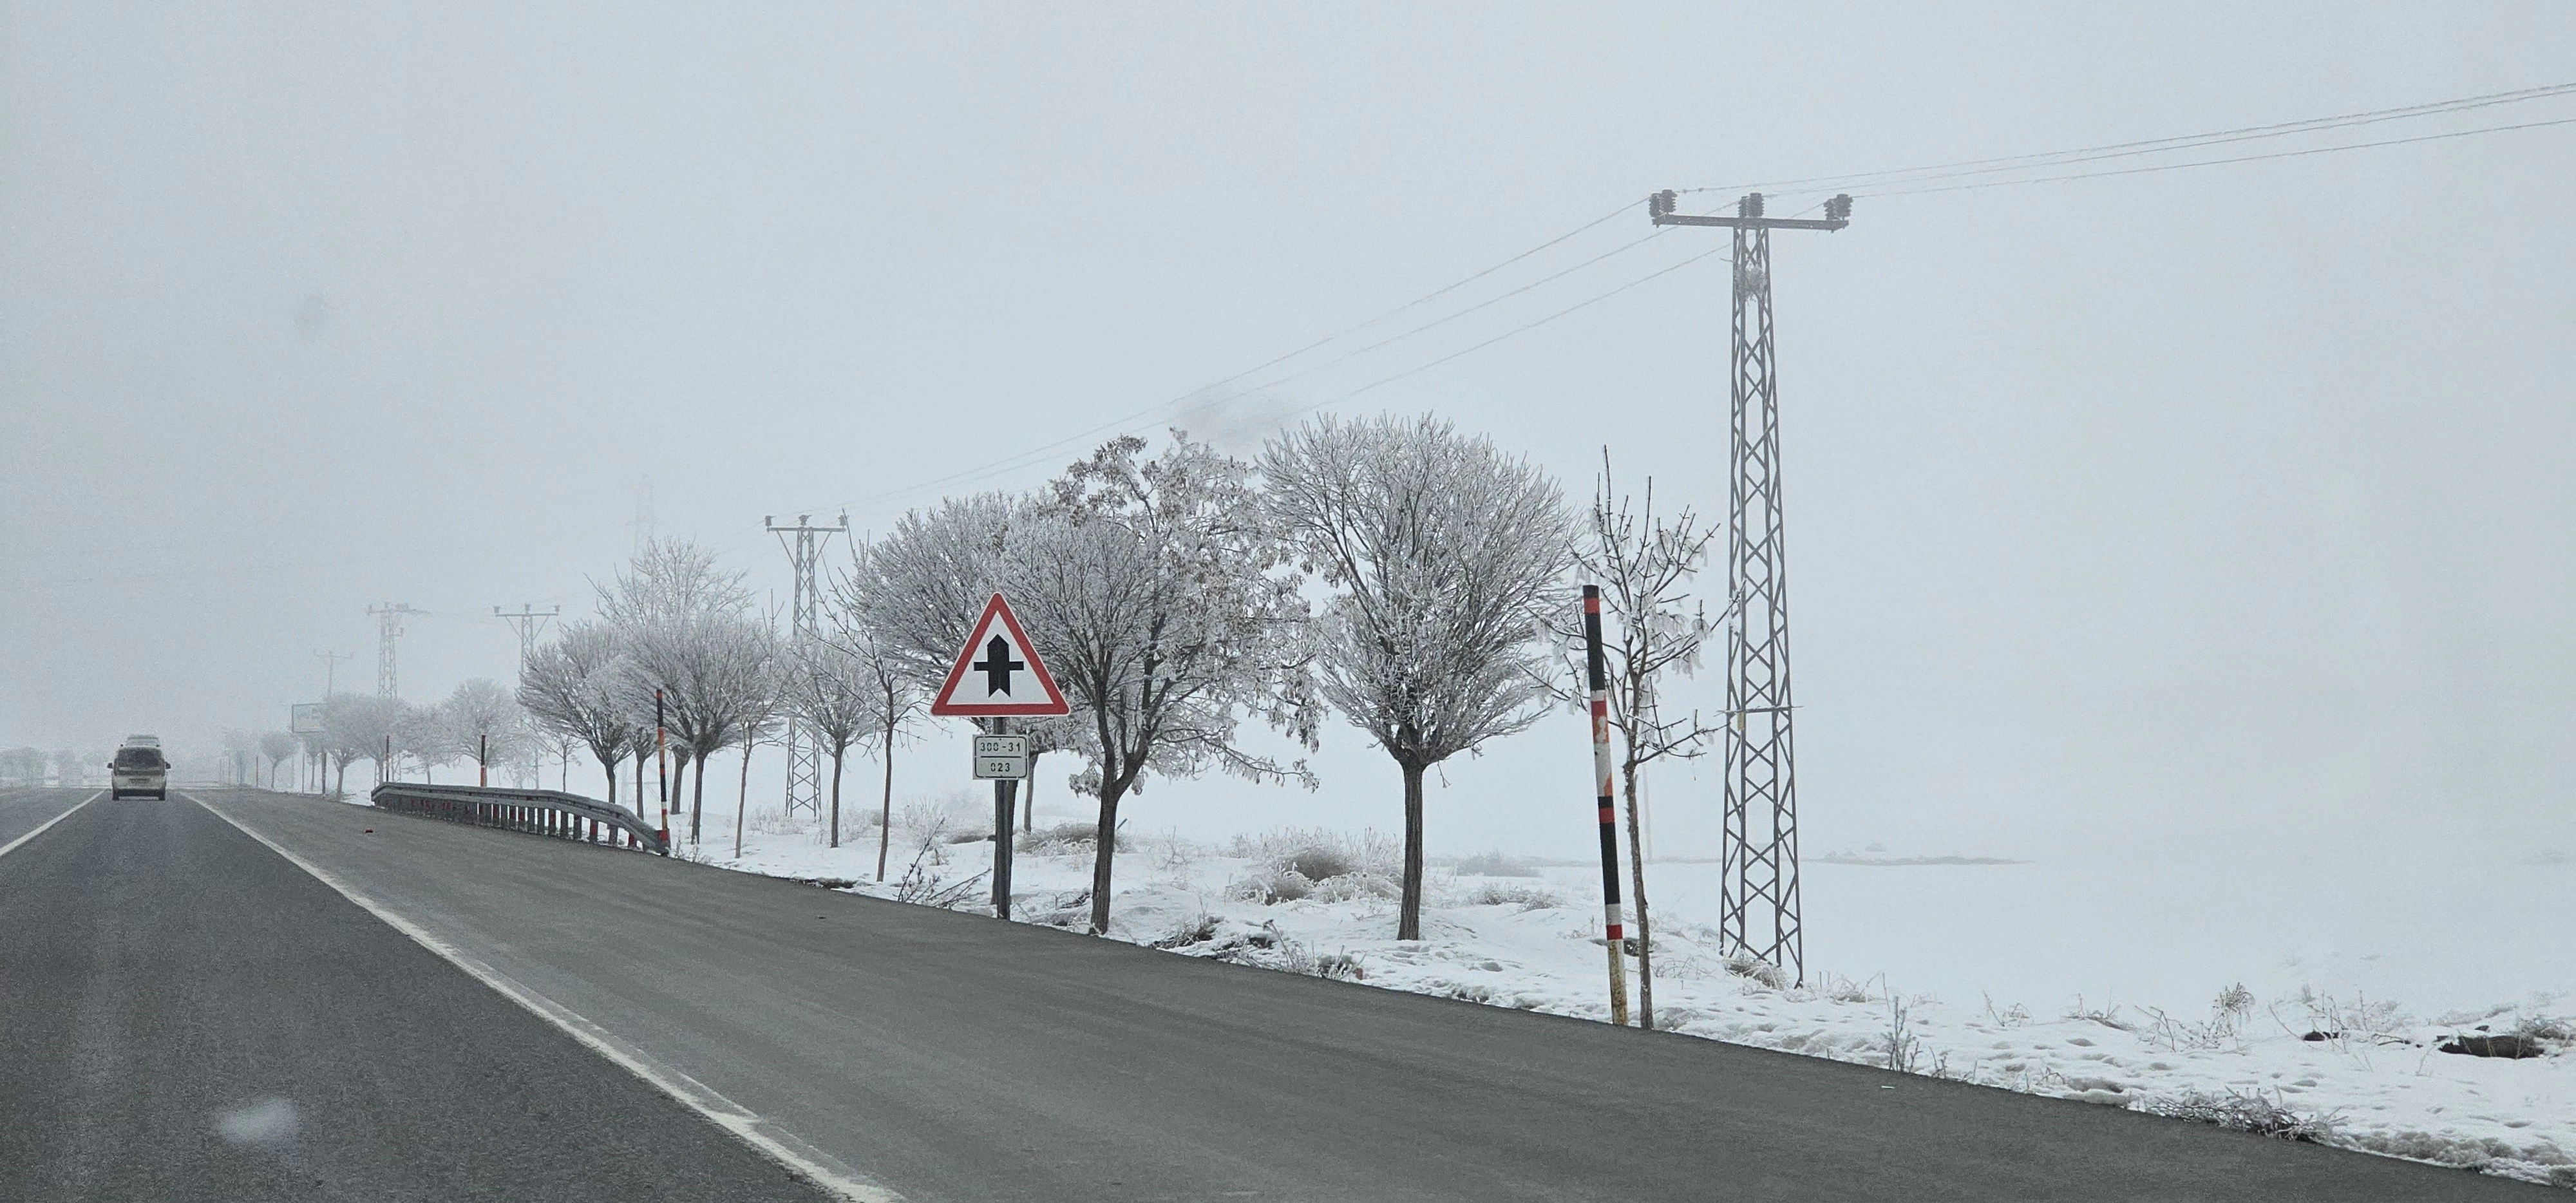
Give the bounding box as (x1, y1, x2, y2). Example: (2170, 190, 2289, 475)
(367, 603, 424, 698)
(493, 604, 558, 788)
(493, 603, 560, 673)
(768, 512, 849, 818)
(314, 649, 354, 697)
(1648, 188, 1852, 985)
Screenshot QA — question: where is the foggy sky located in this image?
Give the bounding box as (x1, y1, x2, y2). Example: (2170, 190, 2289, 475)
(6, 3, 2573, 862)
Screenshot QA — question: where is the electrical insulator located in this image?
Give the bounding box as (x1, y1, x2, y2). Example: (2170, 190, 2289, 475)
(1651, 190, 1675, 218)
(1742, 192, 1764, 218)
(1824, 194, 1853, 222)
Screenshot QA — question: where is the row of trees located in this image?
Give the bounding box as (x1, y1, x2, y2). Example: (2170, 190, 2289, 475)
(509, 414, 1723, 1023)
(307, 679, 537, 797)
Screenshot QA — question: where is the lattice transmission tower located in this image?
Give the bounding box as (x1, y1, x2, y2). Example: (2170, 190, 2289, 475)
(768, 513, 848, 817)
(493, 603, 560, 673)
(1649, 188, 1852, 984)
(367, 603, 423, 697)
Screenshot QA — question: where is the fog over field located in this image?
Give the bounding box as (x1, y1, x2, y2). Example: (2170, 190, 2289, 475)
(6, 3, 2572, 888)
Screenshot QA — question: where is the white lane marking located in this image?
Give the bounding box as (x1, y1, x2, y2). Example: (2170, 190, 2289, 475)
(0, 790, 105, 861)
(185, 793, 902, 1203)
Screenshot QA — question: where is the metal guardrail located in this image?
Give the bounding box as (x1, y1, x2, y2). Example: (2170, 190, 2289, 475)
(370, 782, 668, 856)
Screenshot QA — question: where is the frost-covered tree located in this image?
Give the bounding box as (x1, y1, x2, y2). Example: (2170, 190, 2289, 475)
(596, 538, 755, 818)
(818, 577, 929, 881)
(727, 633, 790, 860)
(626, 612, 780, 846)
(258, 731, 298, 789)
(221, 729, 258, 786)
(1545, 455, 1722, 1028)
(518, 621, 636, 808)
(786, 639, 881, 852)
(438, 677, 530, 786)
(1019, 434, 1318, 935)
(837, 497, 1025, 885)
(1262, 414, 1572, 940)
(318, 692, 404, 795)
(393, 703, 452, 783)
(1012, 712, 1097, 835)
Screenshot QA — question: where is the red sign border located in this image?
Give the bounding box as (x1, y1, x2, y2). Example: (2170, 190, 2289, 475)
(929, 593, 1071, 717)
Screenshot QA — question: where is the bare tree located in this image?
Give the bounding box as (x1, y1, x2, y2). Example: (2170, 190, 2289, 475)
(518, 621, 635, 808)
(1018, 434, 1318, 935)
(1262, 414, 1571, 940)
(1545, 455, 1723, 1028)
(257, 731, 298, 789)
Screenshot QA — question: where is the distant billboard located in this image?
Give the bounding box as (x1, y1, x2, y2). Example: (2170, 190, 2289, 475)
(290, 702, 325, 734)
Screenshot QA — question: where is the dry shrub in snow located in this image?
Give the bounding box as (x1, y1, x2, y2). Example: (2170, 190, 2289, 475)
(1723, 953, 1788, 991)
(744, 806, 811, 837)
(1455, 880, 1563, 911)
(1452, 849, 1539, 878)
(1226, 829, 1399, 905)
(2141, 1088, 2341, 1143)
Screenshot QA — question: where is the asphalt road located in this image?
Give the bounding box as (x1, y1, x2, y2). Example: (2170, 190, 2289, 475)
(0, 785, 95, 851)
(0, 790, 829, 1203)
(27, 786, 2510, 1202)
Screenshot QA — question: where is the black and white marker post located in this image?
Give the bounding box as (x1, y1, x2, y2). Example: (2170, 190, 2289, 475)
(1583, 585, 1633, 1026)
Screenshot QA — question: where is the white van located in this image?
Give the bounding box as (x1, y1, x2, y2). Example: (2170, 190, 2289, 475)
(111, 740, 169, 800)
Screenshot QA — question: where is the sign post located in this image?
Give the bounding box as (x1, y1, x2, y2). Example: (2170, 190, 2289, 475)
(930, 594, 1070, 920)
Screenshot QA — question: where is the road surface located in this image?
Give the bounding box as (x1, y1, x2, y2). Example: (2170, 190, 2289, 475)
(0, 786, 2553, 1201)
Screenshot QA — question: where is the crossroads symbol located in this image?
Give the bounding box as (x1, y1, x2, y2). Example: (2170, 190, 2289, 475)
(972, 636, 1024, 696)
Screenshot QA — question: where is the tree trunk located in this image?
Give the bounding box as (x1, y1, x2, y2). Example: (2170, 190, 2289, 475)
(690, 752, 709, 844)
(1023, 755, 1038, 833)
(1087, 778, 1124, 935)
(601, 755, 619, 810)
(735, 737, 755, 859)
(1397, 759, 1428, 940)
(826, 744, 845, 851)
(633, 753, 645, 817)
(876, 715, 896, 882)
(1622, 758, 1654, 1030)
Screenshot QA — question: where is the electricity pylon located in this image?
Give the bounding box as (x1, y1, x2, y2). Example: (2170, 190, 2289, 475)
(368, 603, 424, 698)
(768, 513, 848, 817)
(1649, 188, 1852, 984)
(493, 603, 560, 673)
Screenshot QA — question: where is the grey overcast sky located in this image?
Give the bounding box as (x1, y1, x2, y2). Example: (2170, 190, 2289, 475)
(5, 3, 2572, 858)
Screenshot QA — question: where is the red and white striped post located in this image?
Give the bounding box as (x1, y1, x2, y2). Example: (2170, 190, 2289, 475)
(1582, 585, 1632, 1027)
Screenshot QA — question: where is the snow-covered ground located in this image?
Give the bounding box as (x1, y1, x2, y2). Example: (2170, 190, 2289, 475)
(661, 801, 2575, 1189)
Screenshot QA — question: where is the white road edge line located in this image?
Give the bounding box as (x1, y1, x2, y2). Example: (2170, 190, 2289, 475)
(0, 790, 104, 861)
(184, 792, 902, 1203)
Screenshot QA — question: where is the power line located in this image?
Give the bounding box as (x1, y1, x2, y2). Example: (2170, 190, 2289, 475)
(787, 202, 1643, 514)
(1682, 80, 2576, 198)
(1848, 113, 2576, 200)
(755, 81, 2574, 533)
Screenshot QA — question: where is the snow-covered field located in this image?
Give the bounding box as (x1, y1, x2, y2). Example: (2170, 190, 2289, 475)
(661, 799, 2576, 1190)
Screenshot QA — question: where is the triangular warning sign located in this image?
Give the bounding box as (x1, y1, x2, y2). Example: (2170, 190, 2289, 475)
(929, 594, 1071, 717)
